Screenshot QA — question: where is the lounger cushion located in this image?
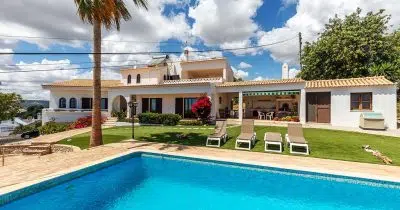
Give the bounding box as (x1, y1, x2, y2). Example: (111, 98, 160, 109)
(237, 133, 254, 140)
(265, 132, 282, 142)
(209, 132, 224, 138)
(290, 136, 307, 144)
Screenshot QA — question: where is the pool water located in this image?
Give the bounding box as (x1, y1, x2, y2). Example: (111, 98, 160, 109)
(1, 153, 400, 210)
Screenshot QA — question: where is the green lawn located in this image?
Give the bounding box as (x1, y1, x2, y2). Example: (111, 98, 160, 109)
(58, 125, 400, 166)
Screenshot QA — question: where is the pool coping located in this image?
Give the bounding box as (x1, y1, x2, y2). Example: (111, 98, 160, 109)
(1, 148, 400, 206)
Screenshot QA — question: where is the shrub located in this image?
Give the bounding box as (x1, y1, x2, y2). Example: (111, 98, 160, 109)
(178, 120, 203, 126)
(159, 114, 181, 126)
(191, 95, 212, 124)
(69, 116, 106, 129)
(111, 110, 127, 121)
(11, 121, 42, 135)
(39, 121, 70, 135)
(138, 112, 181, 126)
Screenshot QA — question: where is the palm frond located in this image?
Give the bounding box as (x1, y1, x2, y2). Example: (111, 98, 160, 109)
(73, 0, 148, 31)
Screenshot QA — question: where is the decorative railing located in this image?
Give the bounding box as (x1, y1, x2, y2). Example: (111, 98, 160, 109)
(163, 77, 223, 84)
(43, 108, 108, 112)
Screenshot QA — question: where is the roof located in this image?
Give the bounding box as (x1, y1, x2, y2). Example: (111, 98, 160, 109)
(42, 79, 122, 88)
(305, 76, 394, 88)
(148, 55, 169, 67)
(181, 57, 226, 64)
(216, 78, 304, 87)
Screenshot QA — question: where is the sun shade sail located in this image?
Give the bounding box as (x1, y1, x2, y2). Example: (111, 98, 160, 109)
(243, 90, 300, 96)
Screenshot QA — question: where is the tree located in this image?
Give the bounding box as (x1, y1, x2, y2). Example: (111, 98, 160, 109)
(299, 8, 400, 83)
(18, 105, 44, 119)
(73, 0, 148, 147)
(191, 95, 212, 124)
(0, 93, 22, 121)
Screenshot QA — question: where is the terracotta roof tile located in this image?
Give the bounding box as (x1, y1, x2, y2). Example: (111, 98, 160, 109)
(305, 76, 393, 88)
(216, 78, 304, 87)
(42, 79, 122, 88)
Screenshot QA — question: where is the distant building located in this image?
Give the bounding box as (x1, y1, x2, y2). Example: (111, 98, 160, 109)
(281, 63, 289, 79)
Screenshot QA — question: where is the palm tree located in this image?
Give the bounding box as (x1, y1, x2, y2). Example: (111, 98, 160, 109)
(74, 0, 148, 147)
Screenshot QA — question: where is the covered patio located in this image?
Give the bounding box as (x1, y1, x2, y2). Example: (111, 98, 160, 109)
(216, 90, 304, 123)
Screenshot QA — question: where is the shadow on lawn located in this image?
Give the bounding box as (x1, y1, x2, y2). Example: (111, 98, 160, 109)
(138, 132, 208, 147)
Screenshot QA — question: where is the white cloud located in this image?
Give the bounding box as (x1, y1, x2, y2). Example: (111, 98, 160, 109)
(281, 0, 298, 8)
(288, 68, 300, 79)
(189, 0, 263, 50)
(231, 66, 249, 79)
(253, 76, 268, 81)
(257, 0, 400, 65)
(238, 62, 252, 69)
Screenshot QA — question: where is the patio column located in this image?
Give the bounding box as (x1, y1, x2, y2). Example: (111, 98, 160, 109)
(125, 95, 131, 119)
(299, 89, 306, 124)
(238, 91, 243, 120)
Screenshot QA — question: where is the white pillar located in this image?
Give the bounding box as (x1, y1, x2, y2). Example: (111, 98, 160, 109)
(239, 91, 243, 120)
(125, 95, 131, 118)
(299, 89, 306, 124)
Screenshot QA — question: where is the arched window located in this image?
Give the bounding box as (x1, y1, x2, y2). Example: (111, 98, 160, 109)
(127, 75, 132, 84)
(136, 74, 141, 84)
(59, 97, 66, 108)
(69, 98, 77, 109)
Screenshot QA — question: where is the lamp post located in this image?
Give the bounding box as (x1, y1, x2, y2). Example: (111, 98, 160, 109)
(128, 101, 138, 139)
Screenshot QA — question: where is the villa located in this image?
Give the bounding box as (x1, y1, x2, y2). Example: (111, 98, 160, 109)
(41, 55, 398, 129)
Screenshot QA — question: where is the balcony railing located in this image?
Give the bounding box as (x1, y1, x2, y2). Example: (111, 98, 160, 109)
(43, 108, 108, 112)
(163, 77, 223, 85)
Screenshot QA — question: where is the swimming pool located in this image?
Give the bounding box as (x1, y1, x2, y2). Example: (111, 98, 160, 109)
(1, 152, 399, 209)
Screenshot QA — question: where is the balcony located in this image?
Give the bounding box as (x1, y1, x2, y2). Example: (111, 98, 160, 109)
(162, 77, 223, 85)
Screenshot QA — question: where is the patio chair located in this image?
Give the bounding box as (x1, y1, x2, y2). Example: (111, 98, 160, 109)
(235, 119, 256, 150)
(264, 132, 283, 153)
(206, 121, 228, 147)
(285, 123, 309, 155)
(257, 111, 266, 120)
(266, 112, 274, 120)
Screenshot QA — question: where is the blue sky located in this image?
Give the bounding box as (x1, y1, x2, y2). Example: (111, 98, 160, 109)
(1, 0, 399, 99)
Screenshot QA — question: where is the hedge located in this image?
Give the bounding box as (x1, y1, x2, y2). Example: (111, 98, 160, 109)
(138, 112, 181, 126)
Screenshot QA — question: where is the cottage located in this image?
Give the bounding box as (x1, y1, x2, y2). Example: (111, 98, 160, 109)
(41, 57, 398, 130)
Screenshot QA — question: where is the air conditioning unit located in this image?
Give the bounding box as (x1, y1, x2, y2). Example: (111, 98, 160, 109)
(359, 112, 385, 130)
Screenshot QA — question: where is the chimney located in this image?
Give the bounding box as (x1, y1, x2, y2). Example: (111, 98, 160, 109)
(184, 49, 189, 61)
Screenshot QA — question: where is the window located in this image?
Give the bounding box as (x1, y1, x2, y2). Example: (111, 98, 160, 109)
(175, 97, 196, 118)
(101, 98, 108, 110)
(142, 98, 162, 113)
(136, 74, 141, 84)
(69, 98, 77, 109)
(219, 96, 222, 105)
(351, 93, 372, 111)
(127, 75, 132, 84)
(81, 98, 92, 109)
(59, 97, 66, 108)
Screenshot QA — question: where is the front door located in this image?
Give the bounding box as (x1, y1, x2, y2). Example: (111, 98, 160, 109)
(306, 92, 331, 123)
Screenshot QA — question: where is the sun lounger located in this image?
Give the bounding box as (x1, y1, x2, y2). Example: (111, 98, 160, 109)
(235, 119, 256, 150)
(206, 120, 227, 147)
(285, 123, 309, 155)
(264, 132, 283, 153)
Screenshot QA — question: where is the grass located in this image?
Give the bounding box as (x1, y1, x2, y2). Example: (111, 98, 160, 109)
(58, 125, 400, 166)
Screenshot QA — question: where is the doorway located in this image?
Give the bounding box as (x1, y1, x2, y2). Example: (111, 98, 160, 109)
(306, 92, 331, 123)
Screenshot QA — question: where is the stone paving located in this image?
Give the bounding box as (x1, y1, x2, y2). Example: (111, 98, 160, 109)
(1, 140, 400, 195)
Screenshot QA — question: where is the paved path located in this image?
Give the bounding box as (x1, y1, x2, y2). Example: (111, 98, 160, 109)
(1, 140, 400, 195)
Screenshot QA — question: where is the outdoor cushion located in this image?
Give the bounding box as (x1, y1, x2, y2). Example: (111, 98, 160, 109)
(237, 133, 254, 140)
(209, 132, 225, 138)
(290, 136, 307, 144)
(265, 132, 282, 142)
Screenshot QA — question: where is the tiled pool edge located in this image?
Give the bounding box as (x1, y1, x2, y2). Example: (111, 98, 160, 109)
(1, 149, 400, 206)
(0, 151, 140, 206)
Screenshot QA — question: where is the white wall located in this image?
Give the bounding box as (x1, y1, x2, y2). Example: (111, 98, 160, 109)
(306, 86, 397, 129)
(120, 67, 166, 85)
(42, 110, 109, 124)
(49, 89, 109, 109)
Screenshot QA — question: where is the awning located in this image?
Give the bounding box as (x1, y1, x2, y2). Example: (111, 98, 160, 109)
(243, 90, 300, 96)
